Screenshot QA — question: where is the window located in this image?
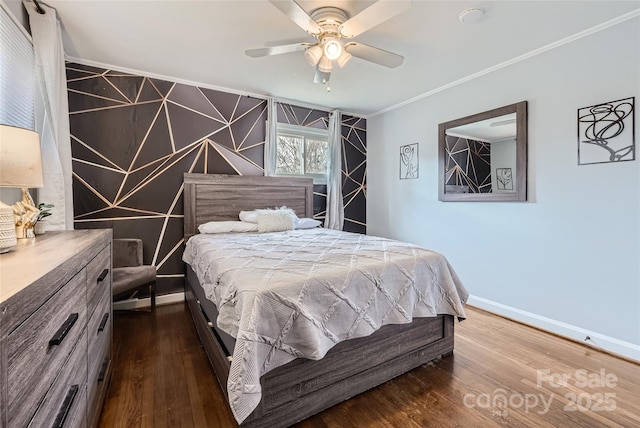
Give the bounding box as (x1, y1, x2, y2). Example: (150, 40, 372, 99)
(0, 4, 35, 129)
(275, 123, 329, 184)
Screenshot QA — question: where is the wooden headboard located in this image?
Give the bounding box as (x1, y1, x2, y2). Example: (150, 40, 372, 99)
(183, 173, 314, 239)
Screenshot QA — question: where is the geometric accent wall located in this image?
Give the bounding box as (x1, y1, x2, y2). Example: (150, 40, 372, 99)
(276, 102, 367, 234)
(67, 62, 366, 295)
(340, 115, 367, 233)
(444, 135, 491, 193)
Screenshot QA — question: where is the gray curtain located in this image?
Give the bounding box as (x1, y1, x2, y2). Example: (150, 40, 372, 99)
(324, 110, 343, 230)
(264, 97, 277, 176)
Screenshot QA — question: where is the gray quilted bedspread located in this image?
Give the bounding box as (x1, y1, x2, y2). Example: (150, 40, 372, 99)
(183, 229, 468, 423)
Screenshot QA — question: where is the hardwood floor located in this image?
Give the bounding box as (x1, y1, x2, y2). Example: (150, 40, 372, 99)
(99, 303, 640, 428)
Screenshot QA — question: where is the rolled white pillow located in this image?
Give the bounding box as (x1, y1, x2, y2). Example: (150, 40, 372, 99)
(239, 210, 259, 223)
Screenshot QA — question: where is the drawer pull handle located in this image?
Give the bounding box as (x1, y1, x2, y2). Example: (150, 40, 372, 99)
(98, 313, 109, 332)
(49, 313, 79, 346)
(98, 357, 109, 382)
(52, 384, 79, 428)
(97, 268, 109, 283)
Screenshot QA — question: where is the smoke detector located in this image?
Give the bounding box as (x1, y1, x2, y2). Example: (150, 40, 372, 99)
(459, 8, 484, 24)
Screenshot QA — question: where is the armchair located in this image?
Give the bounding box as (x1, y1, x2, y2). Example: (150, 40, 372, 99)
(112, 238, 156, 311)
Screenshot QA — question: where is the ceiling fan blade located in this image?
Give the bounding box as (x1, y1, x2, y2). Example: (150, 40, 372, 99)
(269, 0, 322, 36)
(339, 0, 412, 38)
(245, 42, 311, 58)
(345, 42, 404, 68)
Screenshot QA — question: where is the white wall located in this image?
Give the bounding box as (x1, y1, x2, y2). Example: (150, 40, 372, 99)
(367, 18, 640, 360)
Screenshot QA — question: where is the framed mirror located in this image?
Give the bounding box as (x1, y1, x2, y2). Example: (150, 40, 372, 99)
(438, 101, 528, 202)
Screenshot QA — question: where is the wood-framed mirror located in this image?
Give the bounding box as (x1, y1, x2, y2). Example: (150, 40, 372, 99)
(438, 101, 528, 202)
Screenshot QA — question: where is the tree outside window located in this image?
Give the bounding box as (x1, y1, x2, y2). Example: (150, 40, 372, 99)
(275, 124, 329, 183)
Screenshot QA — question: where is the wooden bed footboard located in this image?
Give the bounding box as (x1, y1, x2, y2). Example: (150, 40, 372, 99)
(185, 274, 454, 428)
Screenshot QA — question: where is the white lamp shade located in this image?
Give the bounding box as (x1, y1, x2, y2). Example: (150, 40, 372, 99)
(0, 125, 43, 188)
(304, 45, 323, 67)
(317, 56, 333, 73)
(336, 50, 352, 68)
(323, 38, 342, 60)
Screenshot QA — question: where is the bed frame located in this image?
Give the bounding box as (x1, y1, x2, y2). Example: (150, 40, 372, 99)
(182, 173, 455, 428)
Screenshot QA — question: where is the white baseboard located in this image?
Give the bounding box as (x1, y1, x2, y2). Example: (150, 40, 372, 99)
(467, 295, 640, 362)
(113, 292, 185, 311)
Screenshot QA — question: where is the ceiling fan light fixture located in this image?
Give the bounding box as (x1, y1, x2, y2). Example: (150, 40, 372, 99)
(304, 44, 323, 66)
(336, 50, 352, 68)
(314, 68, 331, 84)
(323, 38, 342, 60)
(317, 55, 333, 73)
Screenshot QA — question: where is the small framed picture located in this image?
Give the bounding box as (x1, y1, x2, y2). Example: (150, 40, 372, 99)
(400, 143, 418, 179)
(496, 168, 513, 190)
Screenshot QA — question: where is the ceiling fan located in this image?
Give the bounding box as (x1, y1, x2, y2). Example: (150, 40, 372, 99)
(246, 0, 412, 86)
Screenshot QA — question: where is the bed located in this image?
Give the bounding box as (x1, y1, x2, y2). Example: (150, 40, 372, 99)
(182, 173, 468, 428)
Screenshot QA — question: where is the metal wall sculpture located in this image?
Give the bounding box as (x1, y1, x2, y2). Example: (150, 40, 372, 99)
(399, 143, 418, 179)
(578, 97, 635, 165)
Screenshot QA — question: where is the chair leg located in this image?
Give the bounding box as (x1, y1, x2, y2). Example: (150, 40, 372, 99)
(149, 282, 156, 312)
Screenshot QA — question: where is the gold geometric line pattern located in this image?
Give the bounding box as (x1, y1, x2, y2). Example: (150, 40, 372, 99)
(103, 75, 132, 103)
(197, 87, 225, 121)
(67, 88, 129, 106)
(116, 144, 201, 206)
(445, 136, 491, 193)
(72, 172, 114, 207)
(125, 102, 165, 174)
(68, 62, 364, 295)
(152, 201, 175, 265)
(68, 99, 161, 115)
(155, 238, 185, 270)
(166, 99, 227, 124)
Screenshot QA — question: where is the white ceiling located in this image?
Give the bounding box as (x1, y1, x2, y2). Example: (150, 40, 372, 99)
(447, 113, 516, 143)
(38, 1, 640, 116)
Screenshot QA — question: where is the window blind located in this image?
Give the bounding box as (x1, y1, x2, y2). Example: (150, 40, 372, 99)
(0, 4, 35, 129)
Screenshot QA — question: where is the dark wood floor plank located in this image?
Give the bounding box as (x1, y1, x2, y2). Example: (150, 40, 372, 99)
(98, 303, 640, 428)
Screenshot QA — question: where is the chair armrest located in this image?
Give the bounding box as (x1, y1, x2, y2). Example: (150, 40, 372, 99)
(113, 238, 144, 267)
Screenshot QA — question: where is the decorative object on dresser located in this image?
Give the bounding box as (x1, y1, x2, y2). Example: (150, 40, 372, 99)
(0, 124, 44, 246)
(112, 238, 157, 311)
(33, 202, 54, 235)
(0, 229, 113, 428)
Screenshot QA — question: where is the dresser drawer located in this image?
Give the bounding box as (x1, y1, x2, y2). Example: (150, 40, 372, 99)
(6, 269, 87, 427)
(28, 331, 88, 428)
(87, 283, 111, 400)
(86, 244, 111, 316)
(87, 353, 111, 428)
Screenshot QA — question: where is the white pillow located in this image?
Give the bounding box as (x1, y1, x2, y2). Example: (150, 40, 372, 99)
(257, 211, 295, 233)
(239, 210, 259, 223)
(240, 206, 298, 224)
(295, 218, 322, 229)
(198, 221, 258, 234)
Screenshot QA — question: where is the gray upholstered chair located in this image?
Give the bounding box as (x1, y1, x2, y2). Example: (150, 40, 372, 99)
(112, 238, 156, 311)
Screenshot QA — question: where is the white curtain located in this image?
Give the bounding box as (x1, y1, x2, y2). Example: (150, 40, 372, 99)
(24, 0, 73, 230)
(264, 97, 277, 176)
(324, 110, 343, 230)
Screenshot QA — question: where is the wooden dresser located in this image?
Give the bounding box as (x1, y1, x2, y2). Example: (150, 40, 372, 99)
(0, 230, 113, 428)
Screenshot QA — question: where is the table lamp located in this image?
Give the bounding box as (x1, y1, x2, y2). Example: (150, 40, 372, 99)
(0, 124, 44, 253)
